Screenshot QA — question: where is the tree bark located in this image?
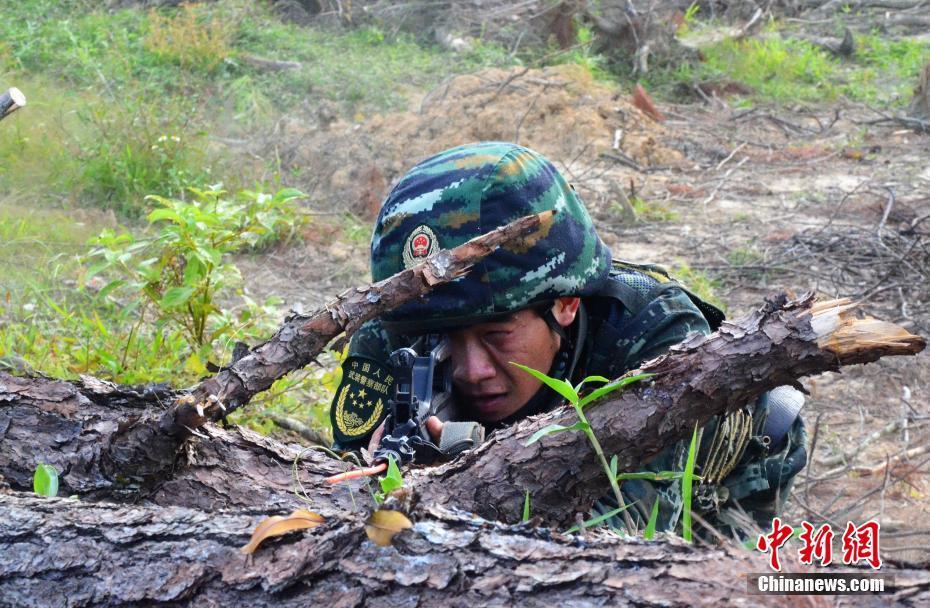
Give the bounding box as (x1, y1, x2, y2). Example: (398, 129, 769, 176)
(4, 492, 929, 607)
(0, 292, 925, 605)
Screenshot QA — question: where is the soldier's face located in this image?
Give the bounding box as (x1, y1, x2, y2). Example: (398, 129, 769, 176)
(448, 298, 580, 422)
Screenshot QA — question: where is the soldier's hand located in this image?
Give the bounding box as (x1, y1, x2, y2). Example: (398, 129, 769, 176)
(367, 420, 386, 456)
(426, 416, 443, 444)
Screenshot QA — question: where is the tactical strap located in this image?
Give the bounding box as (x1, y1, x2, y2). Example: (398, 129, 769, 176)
(607, 260, 726, 331)
(438, 421, 485, 457)
(700, 408, 753, 485)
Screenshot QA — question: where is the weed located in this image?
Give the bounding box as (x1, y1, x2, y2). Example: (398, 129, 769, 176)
(565, 505, 633, 534)
(643, 499, 660, 539)
(696, 35, 838, 102)
(681, 424, 699, 542)
(726, 246, 763, 268)
(845, 34, 930, 105)
(373, 456, 404, 505)
(518, 364, 654, 531)
(86, 186, 306, 349)
(648, 17, 930, 107)
(630, 196, 678, 222)
(76, 98, 212, 215)
(671, 263, 727, 313)
(144, 3, 232, 73)
(33, 464, 59, 497)
(552, 25, 611, 81)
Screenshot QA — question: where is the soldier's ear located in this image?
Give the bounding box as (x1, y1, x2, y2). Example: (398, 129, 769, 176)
(551, 297, 581, 327)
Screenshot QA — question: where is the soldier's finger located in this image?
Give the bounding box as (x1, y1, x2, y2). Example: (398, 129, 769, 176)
(426, 416, 443, 443)
(367, 420, 386, 454)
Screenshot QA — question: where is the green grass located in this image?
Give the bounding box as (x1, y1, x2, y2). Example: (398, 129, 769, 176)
(646, 20, 930, 107)
(0, 0, 516, 217)
(846, 33, 930, 105)
(672, 263, 727, 313)
(0, 0, 514, 118)
(630, 196, 678, 222)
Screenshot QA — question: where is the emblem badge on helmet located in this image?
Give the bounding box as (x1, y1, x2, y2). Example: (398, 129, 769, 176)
(402, 225, 440, 268)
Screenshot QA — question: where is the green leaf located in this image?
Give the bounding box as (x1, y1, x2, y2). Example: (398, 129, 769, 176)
(379, 456, 404, 495)
(510, 362, 578, 405)
(644, 499, 661, 540)
(578, 373, 656, 409)
(524, 421, 588, 446)
(681, 424, 700, 543)
(147, 208, 182, 224)
(273, 187, 306, 202)
(573, 375, 610, 392)
(564, 504, 634, 534)
(33, 464, 59, 497)
(609, 455, 618, 479)
(522, 490, 531, 523)
(160, 286, 195, 308)
(96, 279, 125, 300)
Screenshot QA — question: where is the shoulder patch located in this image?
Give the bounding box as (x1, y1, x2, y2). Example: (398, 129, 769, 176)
(330, 356, 394, 446)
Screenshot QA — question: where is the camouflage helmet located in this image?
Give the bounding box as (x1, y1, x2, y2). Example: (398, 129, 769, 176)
(371, 142, 612, 332)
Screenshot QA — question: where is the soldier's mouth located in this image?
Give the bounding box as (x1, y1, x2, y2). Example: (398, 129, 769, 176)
(467, 393, 509, 415)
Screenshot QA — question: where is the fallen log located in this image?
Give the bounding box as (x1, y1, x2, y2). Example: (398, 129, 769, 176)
(4, 491, 930, 607)
(0, 287, 924, 604)
(0, 87, 26, 122)
(415, 294, 925, 525)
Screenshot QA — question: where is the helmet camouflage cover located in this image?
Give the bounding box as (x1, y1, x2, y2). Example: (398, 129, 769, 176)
(371, 142, 612, 332)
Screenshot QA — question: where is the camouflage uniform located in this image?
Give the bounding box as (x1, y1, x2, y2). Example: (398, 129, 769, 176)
(330, 142, 807, 538)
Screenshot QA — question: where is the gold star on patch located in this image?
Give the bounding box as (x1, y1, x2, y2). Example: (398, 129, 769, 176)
(358, 388, 368, 399)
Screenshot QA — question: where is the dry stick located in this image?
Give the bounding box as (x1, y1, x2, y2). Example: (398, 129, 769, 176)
(160, 211, 556, 436)
(701, 156, 749, 208)
(268, 413, 330, 446)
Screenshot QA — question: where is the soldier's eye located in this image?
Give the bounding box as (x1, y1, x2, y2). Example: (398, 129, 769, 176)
(484, 330, 510, 343)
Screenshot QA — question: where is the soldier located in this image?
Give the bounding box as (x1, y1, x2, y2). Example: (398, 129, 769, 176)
(330, 142, 806, 537)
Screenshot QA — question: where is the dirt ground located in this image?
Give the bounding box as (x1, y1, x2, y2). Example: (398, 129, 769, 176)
(238, 61, 930, 563)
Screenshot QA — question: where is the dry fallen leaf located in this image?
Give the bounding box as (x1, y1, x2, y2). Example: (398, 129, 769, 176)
(240, 509, 325, 554)
(631, 83, 664, 122)
(364, 509, 413, 547)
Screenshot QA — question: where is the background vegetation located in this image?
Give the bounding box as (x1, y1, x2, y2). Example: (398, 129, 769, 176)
(2, 0, 927, 440)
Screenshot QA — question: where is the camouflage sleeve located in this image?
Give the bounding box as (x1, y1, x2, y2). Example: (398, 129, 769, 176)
(619, 286, 711, 371)
(591, 287, 807, 539)
(346, 319, 397, 361)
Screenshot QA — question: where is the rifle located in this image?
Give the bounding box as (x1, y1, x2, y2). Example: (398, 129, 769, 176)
(0, 88, 26, 122)
(372, 334, 455, 465)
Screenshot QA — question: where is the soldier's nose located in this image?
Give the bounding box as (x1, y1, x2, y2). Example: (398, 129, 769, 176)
(451, 338, 497, 386)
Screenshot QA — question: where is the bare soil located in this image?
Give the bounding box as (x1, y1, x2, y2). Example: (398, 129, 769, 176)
(240, 63, 930, 564)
